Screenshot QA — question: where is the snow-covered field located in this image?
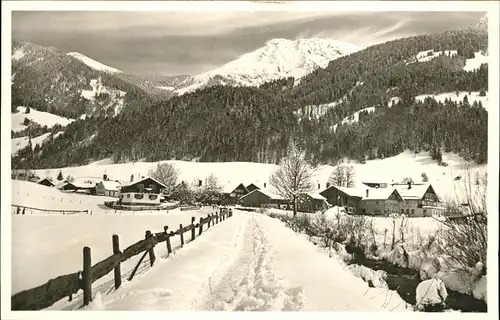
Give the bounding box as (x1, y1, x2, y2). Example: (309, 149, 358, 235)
(11, 106, 75, 133)
(11, 180, 212, 296)
(45, 211, 410, 311)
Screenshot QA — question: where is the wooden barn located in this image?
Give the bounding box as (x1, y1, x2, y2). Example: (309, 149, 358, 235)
(96, 180, 121, 197)
(37, 178, 55, 187)
(222, 183, 250, 205)
(297, 193, 329, 213)
(238, 189, 289, 209)
(320, 185, 363, 214)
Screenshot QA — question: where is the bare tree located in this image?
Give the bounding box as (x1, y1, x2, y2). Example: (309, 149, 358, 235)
(148, 162, 179, 193)
(328, 164, 356, 188)
(438, 163, 487, 275)
(270, 144, 318, 216)
(204, 173, 222, 195)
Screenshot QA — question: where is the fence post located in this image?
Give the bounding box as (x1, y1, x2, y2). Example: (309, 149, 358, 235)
(82, 246, 92, 306)
(164, 226, 172, 255)
(112, 234, 121, 290)
(198, 217, 203, 236)
(216, 213, 220, 224)
(207, 214, 211, 228)
(145, 230, 156, 266)
(179, 224, 184, 247)
(191, 217, 196, 242)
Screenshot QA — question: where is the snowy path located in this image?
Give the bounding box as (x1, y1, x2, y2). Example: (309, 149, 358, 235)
(76, 211, 410, 311)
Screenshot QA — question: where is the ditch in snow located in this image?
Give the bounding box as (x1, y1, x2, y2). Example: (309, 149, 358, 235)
(344, 246, 487, 313)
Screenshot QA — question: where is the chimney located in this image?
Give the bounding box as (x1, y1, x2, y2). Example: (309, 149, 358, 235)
(326, 182, 331, 188)
(103, 173, 108, 181)
(407, 181, 412, 189)
(130, 174, 134, 182)
(366, 189, 369, 198)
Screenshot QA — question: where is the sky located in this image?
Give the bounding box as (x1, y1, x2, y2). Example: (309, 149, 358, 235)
(12, 10, 485, 76)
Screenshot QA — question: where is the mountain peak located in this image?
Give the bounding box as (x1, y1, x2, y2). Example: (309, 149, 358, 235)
(175, 37, 360, 95)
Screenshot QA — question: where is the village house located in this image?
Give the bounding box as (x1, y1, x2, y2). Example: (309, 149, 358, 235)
(118, 176, 168, 206)
(238, 189, 289, 209)
(297, 193, 329, 213)
(392, 182, 444, 217)
(96, 180, 121, 198)
(246, 183, 261, 193)
(319, 184, 405, 216)
(360, 187, 405, 216)
(37, 177, 55, 187)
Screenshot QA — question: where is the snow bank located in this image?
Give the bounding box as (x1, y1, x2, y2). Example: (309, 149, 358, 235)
(11, 106, 75, 132)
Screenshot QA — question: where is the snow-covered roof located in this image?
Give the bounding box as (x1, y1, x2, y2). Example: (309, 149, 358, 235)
(331, 185, 401, 201)
(239, 188, 287, 200)
(99, 180, 121, 191)
(362, 187, 398, 201)
(120, 176, 167, 189)
(305, 192, 327, 201)
(392, 184, 433, 200)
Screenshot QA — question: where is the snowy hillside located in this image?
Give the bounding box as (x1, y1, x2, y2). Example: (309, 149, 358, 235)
(11, 132, 63, 155)
(406, 49, 458, 65)
(67, 52, 121, 73)
(80, 77, 126, 115)
(176, 38, 360, 94)
(32, 151, 485, 204)
(11, 106, 75, 133)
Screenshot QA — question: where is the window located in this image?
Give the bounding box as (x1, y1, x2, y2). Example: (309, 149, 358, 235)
(126, 194, 131, 198)
(406, 209, 410, 214)
(423, 209, 427, 217)
(401, 209, 404, 214)
(120, 194, 124, 199)
(138, 184, 144, 192)
(134, 194, 144, 199)
(375, 201, 379, 205)
(411, 209, 415, 215)
(149, 184, 156, 191)
(149, 194, 158, 200)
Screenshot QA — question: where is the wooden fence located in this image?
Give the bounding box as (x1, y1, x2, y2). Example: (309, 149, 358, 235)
(12, 204, 90, 215)
(11, 207, 233, 310)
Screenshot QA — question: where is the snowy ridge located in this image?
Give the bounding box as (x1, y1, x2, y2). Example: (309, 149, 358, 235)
(415, 91, 488, 110)
(81, 77, 126, 116)
(67, 52, 121, 73)
(176, 38, 360, 95)
(11, 106, 75, 133)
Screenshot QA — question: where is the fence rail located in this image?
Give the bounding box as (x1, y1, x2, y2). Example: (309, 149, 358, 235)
(11, 207, 233, 311)
(12, 204, 89, 215)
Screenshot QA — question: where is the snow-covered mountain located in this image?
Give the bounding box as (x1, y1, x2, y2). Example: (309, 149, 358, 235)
(174, 38, 361, 95)
(67, 52, 121, 73)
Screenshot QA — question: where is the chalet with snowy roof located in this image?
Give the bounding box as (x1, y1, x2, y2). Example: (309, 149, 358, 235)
(60, 179, 97, 194)
(120, 176, 167, 194)
(96, 180, 121, 198)
(239, 189, 290, 209)
(392, 182, 444, 217)
(118, 176, 167, 206)
(297, 192, 329, 213)
(37, 177, 55, 187)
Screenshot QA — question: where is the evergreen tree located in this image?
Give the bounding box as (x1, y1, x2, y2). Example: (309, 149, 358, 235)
(57, 170, 64, 181)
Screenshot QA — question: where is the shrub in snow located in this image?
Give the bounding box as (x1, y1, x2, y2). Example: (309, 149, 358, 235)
(347, 264, 388, 289)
